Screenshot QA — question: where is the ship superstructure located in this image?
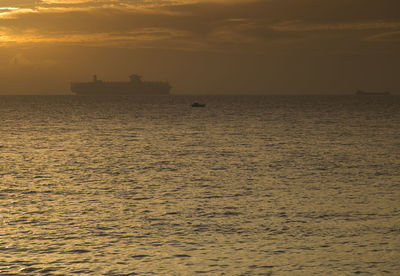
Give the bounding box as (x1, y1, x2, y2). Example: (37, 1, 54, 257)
(71, 74, 171, 95)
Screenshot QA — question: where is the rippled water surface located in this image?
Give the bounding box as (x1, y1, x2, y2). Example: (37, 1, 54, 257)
(0, 95, 399, 275)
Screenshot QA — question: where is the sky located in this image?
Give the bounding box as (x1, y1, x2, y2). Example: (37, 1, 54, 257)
(0, 0, 399, 94)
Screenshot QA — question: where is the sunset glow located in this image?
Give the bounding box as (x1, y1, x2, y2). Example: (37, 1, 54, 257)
(0, 0, 399, 94)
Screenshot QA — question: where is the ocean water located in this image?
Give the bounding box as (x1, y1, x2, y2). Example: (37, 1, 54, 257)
(0, 95, 399, 275)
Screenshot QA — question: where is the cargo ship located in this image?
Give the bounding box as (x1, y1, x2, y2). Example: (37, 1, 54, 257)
(356, 90, 390, 96)
(71, 74, 171, 95)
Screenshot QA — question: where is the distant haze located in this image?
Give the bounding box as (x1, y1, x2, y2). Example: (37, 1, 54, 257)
(0, 0, 399, 94)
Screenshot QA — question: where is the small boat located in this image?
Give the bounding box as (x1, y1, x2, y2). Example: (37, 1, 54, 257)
(191, 102, 206, 107)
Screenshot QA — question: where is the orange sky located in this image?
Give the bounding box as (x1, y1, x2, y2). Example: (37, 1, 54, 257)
(1, 0, 399, 94)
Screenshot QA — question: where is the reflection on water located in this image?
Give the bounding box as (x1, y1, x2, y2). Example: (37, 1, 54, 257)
(0, 95, 399, 274)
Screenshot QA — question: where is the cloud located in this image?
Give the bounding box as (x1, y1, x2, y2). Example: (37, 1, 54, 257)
(2, 27, 190, 48)
(0, 7, 36, 19)
(0, 1, 38, 8)
(42, 0, 98, 3)
(365, 31, 400, 42)
(271, 21, 400, 32)
(0, 0, 399, 53)
(0, 7, 17, 13)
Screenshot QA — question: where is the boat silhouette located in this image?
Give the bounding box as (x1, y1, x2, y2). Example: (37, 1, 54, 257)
(191, 102, 206, 107)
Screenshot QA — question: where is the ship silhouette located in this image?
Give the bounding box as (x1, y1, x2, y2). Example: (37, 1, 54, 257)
(71, 74, 171, 95)
(356, 90, 390, 96)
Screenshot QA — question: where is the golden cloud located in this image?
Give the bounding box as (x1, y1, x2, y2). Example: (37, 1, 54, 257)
(0, 0, 399, 52)
(271, 21, 400, 32)
(0, 7, 36, 18)
(365, 30, 400, 42)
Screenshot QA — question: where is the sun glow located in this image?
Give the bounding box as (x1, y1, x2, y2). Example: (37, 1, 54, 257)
(0, 7, 36, 18)
(0, 7, 18, 15)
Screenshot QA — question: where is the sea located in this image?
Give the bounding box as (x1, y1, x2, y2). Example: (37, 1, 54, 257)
(0, 95, 399, 275)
